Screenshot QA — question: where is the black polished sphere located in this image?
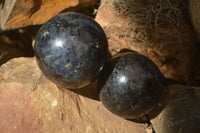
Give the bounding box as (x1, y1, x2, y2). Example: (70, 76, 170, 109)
(34, 12, 109, 89)
(100, 52, 164, 119)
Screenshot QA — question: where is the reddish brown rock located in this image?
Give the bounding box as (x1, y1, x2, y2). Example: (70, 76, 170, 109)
(0, 0, 98, 30)
(0, 85, 41, 133)
(95, 1, 200, 85)
(0, 57, 146, 133)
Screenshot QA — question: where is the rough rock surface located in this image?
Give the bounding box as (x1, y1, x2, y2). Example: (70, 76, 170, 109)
(0, 0, 98, 30)
(0, 57, 146, 133)
(95, 1, 200, 86)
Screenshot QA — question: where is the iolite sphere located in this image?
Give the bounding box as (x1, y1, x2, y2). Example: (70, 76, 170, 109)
(34, 12, 109, 89)
(100, 52, 164, 119)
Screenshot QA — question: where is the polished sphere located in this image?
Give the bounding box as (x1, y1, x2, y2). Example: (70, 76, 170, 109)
(34, 12, 109, 89)
(100, 52, 164, 119)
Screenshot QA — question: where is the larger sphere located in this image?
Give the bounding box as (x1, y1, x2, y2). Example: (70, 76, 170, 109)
(34, 12, 109, 89)
(100, 52, 164, 119)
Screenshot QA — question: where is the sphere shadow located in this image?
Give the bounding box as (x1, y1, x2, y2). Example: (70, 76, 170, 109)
(67, 58, 114, 101)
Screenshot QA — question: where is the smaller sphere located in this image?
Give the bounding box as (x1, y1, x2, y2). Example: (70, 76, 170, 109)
(34, 12, 109, 89)
(99, 52, 164, 119)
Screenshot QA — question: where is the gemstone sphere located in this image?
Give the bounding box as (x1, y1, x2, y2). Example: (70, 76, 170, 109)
(99, 52, 164, 119)
(34, 12, 109, 89)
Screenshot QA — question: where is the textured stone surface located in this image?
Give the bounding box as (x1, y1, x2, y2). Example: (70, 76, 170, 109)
(34, 12, 108, 89)
(95, 1, 200, 86)
(151, 85, 200, 133)
(100, 52, 164, 119)
(0, 0, 98, 30)
(0, 57, 146, 133)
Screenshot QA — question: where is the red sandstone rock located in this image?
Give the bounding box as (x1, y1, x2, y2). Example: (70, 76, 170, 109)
(0, 58, 146, 133)
(0, 0, 98, 30)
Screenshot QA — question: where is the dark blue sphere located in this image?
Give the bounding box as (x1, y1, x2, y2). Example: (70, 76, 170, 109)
(34, 12, 109, 89)
(100, 52, 164, 119)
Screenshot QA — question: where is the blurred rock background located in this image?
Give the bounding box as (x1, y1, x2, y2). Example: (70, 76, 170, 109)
(0, 0, 200, 133)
